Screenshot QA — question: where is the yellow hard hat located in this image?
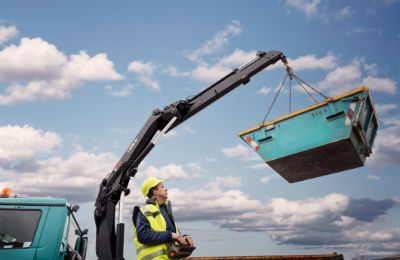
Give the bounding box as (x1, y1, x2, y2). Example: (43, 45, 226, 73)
(141, 177, 164, 197)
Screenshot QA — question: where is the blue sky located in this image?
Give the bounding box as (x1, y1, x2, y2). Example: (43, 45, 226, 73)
(0, 0, 399, 259)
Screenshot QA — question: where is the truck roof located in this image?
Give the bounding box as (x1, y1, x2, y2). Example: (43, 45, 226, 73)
(0, 197, 67, 207)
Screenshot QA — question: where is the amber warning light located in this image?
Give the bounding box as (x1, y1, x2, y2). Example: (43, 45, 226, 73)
(0, 187, 11, 198)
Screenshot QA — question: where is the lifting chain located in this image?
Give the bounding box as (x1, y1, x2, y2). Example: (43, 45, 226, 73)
(261, 58, 331, 125)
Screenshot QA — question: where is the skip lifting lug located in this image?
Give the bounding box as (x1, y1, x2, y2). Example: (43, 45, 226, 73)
(280, 55, 293, 80)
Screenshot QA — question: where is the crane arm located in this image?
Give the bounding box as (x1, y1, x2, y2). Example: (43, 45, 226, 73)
(94, 50, 286, 260)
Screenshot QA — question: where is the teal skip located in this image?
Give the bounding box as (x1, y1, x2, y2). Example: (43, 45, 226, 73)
(239, 87, 378, 183)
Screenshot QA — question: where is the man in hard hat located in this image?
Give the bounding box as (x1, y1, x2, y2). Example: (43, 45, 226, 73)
(132, 177, 194, 260)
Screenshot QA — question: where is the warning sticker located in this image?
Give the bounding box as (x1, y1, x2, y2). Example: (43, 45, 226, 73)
(245, 135, 260, 151)
(345, 102, 356, 125)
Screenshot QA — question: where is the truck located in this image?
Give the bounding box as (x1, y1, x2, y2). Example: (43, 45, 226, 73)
(0, 50, 347, 260)
(0, 197, 88, 260)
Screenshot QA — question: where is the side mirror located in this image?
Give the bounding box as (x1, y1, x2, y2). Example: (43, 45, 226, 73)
(81, 229, 88, 236)
(71, 205, 80, 213)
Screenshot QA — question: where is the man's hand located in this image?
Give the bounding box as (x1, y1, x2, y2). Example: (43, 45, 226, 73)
(171, 233, 194, 247)
(183, 235, 194, 247)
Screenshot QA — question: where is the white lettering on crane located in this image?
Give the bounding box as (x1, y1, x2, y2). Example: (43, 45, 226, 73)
(127, 138, 137, 154)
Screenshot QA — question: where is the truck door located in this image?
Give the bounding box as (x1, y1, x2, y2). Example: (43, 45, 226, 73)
(0, 208, 46, 260)
(62, 210, 88, 260)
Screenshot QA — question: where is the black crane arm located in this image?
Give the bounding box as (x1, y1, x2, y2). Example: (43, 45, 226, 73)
(94, 50, 286, 260)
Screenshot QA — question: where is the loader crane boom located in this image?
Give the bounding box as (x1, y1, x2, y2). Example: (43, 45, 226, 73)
(94, 50, 286, 260)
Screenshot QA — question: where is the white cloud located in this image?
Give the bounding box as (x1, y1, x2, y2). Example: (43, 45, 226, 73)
(138, 75, 160, 91)
(347, 26, 382, 36)
(0, 26, 18, 45)
(214, 176, 242, 188)
(0, 38, 123, 105)
(165, 182, 263, 220)
(191, 49, 258, 83)
(379, 0, 399, 8)
(191, 173, 202, 179)
(183, 126, 196, 134)
(337, 6, 352, 18)
(364, 63, 378, 76)
(186, 162, 202, 172)
(367, 119, 400, 169)
(247, 163, 269, 170)
(191, 63, 232, 83)
(170, 46, 256, 83)
(0, 125, 61, 161)
(257, 86, 272, 96)
(127, 60, 160, 91)
(317, 59, 362, 95)
(177, 37, 338, 86)
(1, 151, 117, 202)
(163, 130, 178, 138)
(164, 65, 190, 77)
(317, 57, 397, 96)
(381, 117, 400, 126)
(140, 163, 190, 180)
(0, 126, 117, 202)
(351, 27, 367, 34)
(267, 53, 338, 72)
(361, 76, 396, 94)
(105, 84, 134, 97)
(0, 37, 67, 81)
(221, 144, 261, 162)
(64, 51, 123, 81)
(218, 49, 257, 67)
(289, 53, 338, 71)
(128, 60, 155, 74)
(188, 20, 242, 62)
(205, 157, 216, 162)
(367, 175, 380, 180)
(268, 193, 349, 223)
(375, 125, 400, 152)
(374, 104, 397, 115)
(1, 81, 75, 104)
(285, 0, 321, 18)
(260, 175, 272, 184)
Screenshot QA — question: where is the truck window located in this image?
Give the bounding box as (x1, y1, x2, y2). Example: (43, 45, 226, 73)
(0, 209, 41, 249)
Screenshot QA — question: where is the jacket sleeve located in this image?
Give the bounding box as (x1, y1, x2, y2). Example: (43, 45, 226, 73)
(135, 210, 173, 244)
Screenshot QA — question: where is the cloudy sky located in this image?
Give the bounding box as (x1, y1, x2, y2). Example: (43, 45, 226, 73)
(0, 1, 399, 259)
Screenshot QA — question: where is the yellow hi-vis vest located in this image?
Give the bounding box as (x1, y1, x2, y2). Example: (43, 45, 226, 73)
(133, 200, 180, 260)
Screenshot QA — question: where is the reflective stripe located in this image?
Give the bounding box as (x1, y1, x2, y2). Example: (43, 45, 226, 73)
(143, 210, 161, 217)
(140, 248, 168, 260)
(136, 244, 149, 255)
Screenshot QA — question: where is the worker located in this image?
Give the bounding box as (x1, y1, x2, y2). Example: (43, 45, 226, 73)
(132, 177, 194, 260)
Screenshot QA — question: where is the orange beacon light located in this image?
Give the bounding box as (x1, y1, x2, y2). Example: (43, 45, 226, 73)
(0, 187, 11, 198)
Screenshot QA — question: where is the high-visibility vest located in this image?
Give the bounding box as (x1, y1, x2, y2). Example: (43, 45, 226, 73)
(133, 200, 180, 260)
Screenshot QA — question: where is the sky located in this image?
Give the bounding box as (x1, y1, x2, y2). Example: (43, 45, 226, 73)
(0, 0, 399, 259)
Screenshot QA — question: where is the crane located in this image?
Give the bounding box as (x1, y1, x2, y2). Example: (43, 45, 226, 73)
(94, 50, 287, 260)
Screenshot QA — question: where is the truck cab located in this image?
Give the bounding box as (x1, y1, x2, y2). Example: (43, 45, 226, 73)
(0, 197, 88, 260)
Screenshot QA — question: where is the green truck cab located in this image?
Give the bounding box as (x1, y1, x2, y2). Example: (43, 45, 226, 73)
(0, 197, 88, 260)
